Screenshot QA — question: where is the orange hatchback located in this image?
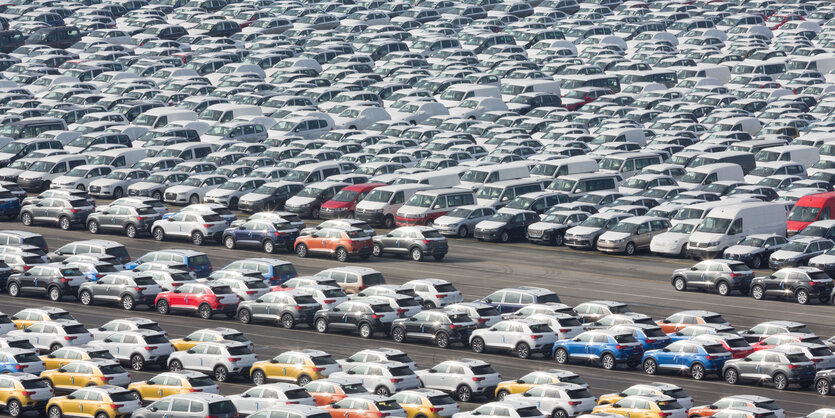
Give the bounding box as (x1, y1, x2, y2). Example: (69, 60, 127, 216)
(294, 227, 373, 262)
(322, 394, 406, 418)
(656, 310, 731, 333)
(304, 376, 369, 406)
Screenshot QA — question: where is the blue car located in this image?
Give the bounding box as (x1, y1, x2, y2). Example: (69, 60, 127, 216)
(125, 249, 212, 278)
(0, 189, 21, 220)
(221, 257, 298, 286)
(476, 286, 562, 313)
(552, 329, 644, 370)
(641, 340, 732, 380)
(221, 219, 300, 254)
(667, 324, 737, 343)
(0, 348, 45, 374)
(609, 324, 672, 351)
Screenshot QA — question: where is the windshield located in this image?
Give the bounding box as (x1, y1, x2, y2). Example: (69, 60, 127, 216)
(669, 223, 695, 233)
(27, 161, 55, 172)
(610, 222, 638, 233)
(331, 189, 359, 202)
(696, 217, 731, 234)
(460, 170, 489, 183)
(406, 194, 434, 208)
(284, 170, 310, 182)
(788, 206, 820, 222)
(782, 241, 808, 252)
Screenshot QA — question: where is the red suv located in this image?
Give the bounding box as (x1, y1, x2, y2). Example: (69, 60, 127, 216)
(319, 183, 385, 220)
(155, 283, 241, 319)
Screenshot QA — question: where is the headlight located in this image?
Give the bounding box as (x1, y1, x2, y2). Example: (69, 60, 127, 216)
(707, 241, 721, 247)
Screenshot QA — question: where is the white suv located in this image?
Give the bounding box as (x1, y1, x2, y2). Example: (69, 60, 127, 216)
(470, 319, 558, 359)
(7, 320, 92, 352)
(505, 383, 597, 417)
(151, 210, 228, 245)
(331, 361, 421, 396)
(228, 383, 316, 415)
(89, 329, 175, 371)
(168, 341, 257, 382)
(402, 279, 463, 309)
(416, 359, 501, 402)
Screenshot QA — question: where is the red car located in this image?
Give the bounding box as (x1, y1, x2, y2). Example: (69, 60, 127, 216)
(692, 333, 755, 359)
(750, 332, 823, 351)
(561, 87, 613, 111)
(154, 282, 240, 319)
(319, 183, 385, 220)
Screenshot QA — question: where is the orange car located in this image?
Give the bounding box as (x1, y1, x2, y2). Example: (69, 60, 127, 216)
(656, 310, 730, 333)
(294, 227, 373, 262)
(304, 376, 369, 406)
(322, 394, 405, 418)
(687, 395, 785, 418)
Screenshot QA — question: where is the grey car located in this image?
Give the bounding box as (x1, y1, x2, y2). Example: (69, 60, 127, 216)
(86, 205, 162, 238)
(79, 273, 163, 310)
(131, 393, 239, 418)
(723, 348, 817, 390)
(564, 212, 632, 249)
(236, 289, 321, 329)
(20, 197, 94, 230)
(671, 260, 755, 296)
(723, 234, 788, 269)
(168, 341, 258, 382)
(433, 205, 497, 238)
(527, 210, 589, 246)
(88, 329, 175, 371)
(372, 226, 449, 261)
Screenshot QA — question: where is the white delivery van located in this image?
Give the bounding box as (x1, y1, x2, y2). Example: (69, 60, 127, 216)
(754, 145, 820, 169)
(687, 202, 787, 259)
(678, 163, 745, 190)
(500, 79, 561, 102)
(597, 152, 663, 178)
(547, 172, 622, 199)
(392, 168, 462, 188)
(438, 84, 501, 108)
(355, 184, 432, 228)
(133, 108, 197, 129)
(475, 178, 543, 209)
(458, 161, 531, 191)
(529, 156, 598, 180)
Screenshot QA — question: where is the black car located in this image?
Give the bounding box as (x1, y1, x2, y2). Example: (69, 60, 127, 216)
(25, 26, 81, 48)
(391, 309, 477, 348)
(815, 368, 835, 395)
(474, 209, 539, 242)
(313, 299, 398, 339)
(751, 266, 834, 305)
(723, 234, 788, 269)
(6, 264, 86, 302)
(238, 182, 305, 213)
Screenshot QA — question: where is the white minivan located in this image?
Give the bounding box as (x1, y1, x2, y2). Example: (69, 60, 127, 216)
(355, 184, 432, 228)
(754, 145, 820, 169)
(687, 202, 787, 259)
(458, 162, 531, 191)
(530, 157, 598, 180)
(678, 163, 745, 190)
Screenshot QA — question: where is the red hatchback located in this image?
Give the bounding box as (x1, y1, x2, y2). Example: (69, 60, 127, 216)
(155, 282, 240, 319)
(319, 183, 385, 220)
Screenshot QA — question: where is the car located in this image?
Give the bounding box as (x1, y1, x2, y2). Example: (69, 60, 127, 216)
(814, 369, 835, 396)
(88, 168, 151, 199)
(7, 320, 92, 353)
(41, 359, 131, 391)
(295, 227, 373, 261)
(127, 370, 219, 403)
(0, 372, 54, 417)
(470, 318, 557, 359)
(592, 395, 687, 418)
(0, 348, 45, 374)
(126, 171, 190, 201)
(641, 340, 732, 380)
(751, 333, 824, 352)
(222, 218, 300, 253)
(40, 346, 116, 370)
(236, 289, 321, 328)
(527, 211, 589, 246)
(250, 349, 341, 386)
(477, 287, 562, 314)
(6, 263, 86, 302)
(130, 393, 238, 418)
(46, 385, 141, 418)
(169, 328, 253, 352)
(597, 216, 671, 255)
(314, 298, 398, 338)
(87, 329, 174, 371)
(474, 208, 539, 243)
(750, 266, 834, 304)
(164, 174, 229, 205)
(416, 359, 501, 402)
(322, 394, 408, 418)
(739, 320, 815, 343)
(723, 234, 788, 269)
(372, 226, 449, 261)
(392, 388, 460, 418)
(8, 307, 75, 329)
(391, 309, 476, 348)
(670, 260, 754, 296)
(722, 348, 817, 390)
(303, 376, 368, 406)
(494, 370, 588, 401)
(505, 383, 596, 417)
(151, 209, 227, 246)
(332, 361, 421, 396)
(687, 395, 786, 418)
(85, 204, 161, 238)
(777, 342, 835, 370)
(768, 237, 834, 270)
(445, 302, 503, 328)
(690, 333, 756, 359)
(655, 310, 730, 333)
(154, 283, 240, 319)
(78, 273, 162, 310)
(316, 266, 385, 294)
(358, 284, 423, 305)
(167, 341, 257, 382)
(19, 197, 95, 231)
(552, 329, 644, 370)
(433, 205, 497, 238)
(572, 300, 633, 323)
(452, 401, 546, 418)
(228, 383, 316, 414)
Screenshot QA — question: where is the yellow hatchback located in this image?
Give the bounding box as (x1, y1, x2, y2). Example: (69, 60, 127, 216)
(593, 395, 687, 418)
(11, 307, 76, 329)
(40, 346, 116, 370)
(392, 389, 460, 418)
(128, 371, 219, 403)
(495, 370, 589, 400)
(46, 385, 141, 418)
(0, 372, 54, 417)
(41, 359, 131, 392)
(250, 349, 341, 385)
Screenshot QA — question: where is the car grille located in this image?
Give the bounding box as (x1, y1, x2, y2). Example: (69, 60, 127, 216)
(89, 186, 101, 193)
(165, 193, 177, 201)
(693, 242, 710, 248)
(128, 189, 138, 196)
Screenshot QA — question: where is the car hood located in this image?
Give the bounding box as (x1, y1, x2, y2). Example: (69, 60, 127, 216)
(810, 254, 835, 264)
(286, 196, 316, 206)
(129, 181, 163, 189)
(433, 215, 464, 226)
(397, 207, 429, 217)
(476, 220, 506, 230)
(89, 178, 122, 186)
(528, 221, 565, 230)
(724, 244, 761, 256)
(770, 249, 803, 260)
(205, 189, 235, 198)
(568, 226, 602, 236)
(598, 231, 631, 241)
(165, 185, 200, 193)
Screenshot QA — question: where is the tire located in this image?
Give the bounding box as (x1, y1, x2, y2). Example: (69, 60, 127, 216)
(224, 236, 235, 249)
(679, 244, 688, 257)
(125, 224, 137, 238)
(213, 365, 228, 382)
(717, 281, 730, 296)
(796, 289, 810, 305)
(122, 295, 135, 311)
(297, 375, 312, 386)
(673, 277, 687, 291)
(423, 301, 436, 310)
(49, 343, 61, 353)
(48, 286, 61, 302)
(8, 282, 19, 297)
(20, 212, 31, 226)
(252, 370, 266, 385)
(88, 220, 99, 234)
(280, 313, 295, 329)
(359, 322, 373, 338)
(238, 309, 252, 324)
(156, 299, 169, 315)
(553, 233, 564, 246)
(456, 385, 472, 402)
(496, 389, 509, 400)
(191, 231, 204, 246)
(152, 191, 162, 201)
(315, 318, 328, 333)
(724, 368, 739, 385)
(372, 243, 383, 257)
(433, 254, 445, 261)
(457, 226, 468, 238)
(311, 207, 320, 219)
(600, 353, 616, 370)
(169, 360, 183, 372)
(383, 215, 395, 228)
(59, 216, 71, 230)
(435, 332, 450, 348)
(262, 240, 275, 254)
(471, 337, 485, 353)
(499, 230, 510, 243)
(113, 188, 123, 199)
(48, 405, 62, 418)
(411, 247, 424, 261)
(555, 348, 568, 364)
(816, 378, 832, 395)
(7, 399, 22, 418)
(189, 194, 200, 204)
(751, 285, 765, 300)
(130, 354, 145, 371)
(773, 373, 788, 390)
(80, 290, 93, 305)
(296, 243, 308, 258)
(624, 242, 636, 255)
(130, 390, 142, 401)
(552, 410, 567, 418)
(153, 228, 165, 241)
(643, 358, 658, 375)
(690, 363, 706, 380)
(751, 255, 762, 269)
(335, 247, 349, 262)
(375, 386, 391, 396)
(198, 303, 213, 319)
(392, 327, 406, 343)
(515, 342, 531, 359)
(95, 412, 108, 418)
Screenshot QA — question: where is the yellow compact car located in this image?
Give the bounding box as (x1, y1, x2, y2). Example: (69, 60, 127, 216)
(0, 372, 54, 417)
(593, 395, 686, 418)
(250, 349, 340, 385)
(495, 370, 589, 400)
(41, 346, 116, 370)
(169, 327, 254, 352)
(47, 385, 141, 418)
(128, 371, 219, 403)
(11, 307, 76, 329)
(41, 359, 131, 391)
(392, 389, 460, 418)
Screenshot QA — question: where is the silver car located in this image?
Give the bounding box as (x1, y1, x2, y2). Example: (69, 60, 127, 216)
(89, 329, 174, 371)
(131, 393, 239, 418)
(168, 341, 257, 382)
(505, 383, 597, 417)
(331, 361, 421, 396)
(7, 320, 92, 353)
(470, 319, 558, 359)
(151, 210, 228, 245)
(433, 205, 497, 238)
(228, 383, 316, 415)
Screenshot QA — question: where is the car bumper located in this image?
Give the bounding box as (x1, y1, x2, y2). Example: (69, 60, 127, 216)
(18, 179, 48, 192)
(527, 230, 555, 244)
(286, 205, 315, 217)
(565, 237, 594, 248)
(320, 207, 352, 220)
(356, 211, 384, 225)
(597, 242, 627, 253)
(688, 249, 723, 259)
(769, 259, 801, 269)
(474, 230, 501, 241)
(164, 193, 189, 204)
(238, 201, 269, 213)
(396, 216, 428, 226)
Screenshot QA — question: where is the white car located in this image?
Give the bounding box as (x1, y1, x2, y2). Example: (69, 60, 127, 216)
(126, 171, 189, 200)
(50, 164, 112, 191)
(416, 359, 501, 402)
(228, 383, 316, 415)
(295, 285, 349, 310)
(87, 329, 174, 371)
(7, 320, 92, 352)
(505, 383, 597, 417)
(87, 168, 151, 198)
(203, 177, 265, 209)
(777, 342, 835, 370)
(212, 277, 270, 301)
(452, 401, 546, 418)
(525, 313, 584, 339)
(650, 219, 701, 257)
(330, 361, 421, 396)
(163, 174, 228, 205)
(402, 278, 463, 309)
(151, 209, 227, 245)
(470, 319, 558, 359)
(337, 348, 417, 371)
(167, 341, 257, 382)
(445, 302, 503, 327)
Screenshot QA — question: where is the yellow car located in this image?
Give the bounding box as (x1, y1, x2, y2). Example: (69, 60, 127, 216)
(11, 307, 76, 329)
(46, 385, 141, 418)
(41, 359, 131, 391)
(392, 389, 460, 418)
(495, 370, 589, 400)
(0, 372, 54, 417)
(40, 346, 116, 370)
(250, 349, 341, 385)
(598, 383, 691, 406)
(593, 395, 686, 418)
(128, 370, 219, 403)
(169, 327, 254, 352)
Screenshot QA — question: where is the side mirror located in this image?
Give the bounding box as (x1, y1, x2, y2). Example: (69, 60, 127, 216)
(238, 226, 245, 230)
(67, 394, 76, 400)
(270, 359, 278, 363)
(662, 319, 670, 324)
(330, 405, 341, 409)
(610, 404, 621, 408)
(409, 317, 417, 321)
(385, 233, 393, 238)
(149, 407, 158, 412)
(428, 369, 437, 373)
(187, 349, 195, 354)
(515, 379, 524, 384)
(743, 357, 752, 362)
(167, 218, 174, 222)
(48, 354, 56, 358)
(689, 267, 697, 271)
(255, 299, 263, 303)
(35, 203, 43, 207)
(764, 244, 770, 248)
(709, 405, 717, 409)
(662, 348, 670, 352)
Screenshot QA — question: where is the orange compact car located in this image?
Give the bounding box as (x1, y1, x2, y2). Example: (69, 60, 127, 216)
(687, 395, 786, 418)
(656, 310, 730, 333)
(322, 394, 406, 418)
(304, 376, 369, 406)
(294, 227, 373, 262)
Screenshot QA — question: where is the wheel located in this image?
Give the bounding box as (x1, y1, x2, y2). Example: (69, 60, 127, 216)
(335, 247, 349, 262)
(624, 242, 636, 255)
(471, 337, 485, 353)
(252, 370, 266, 385)
(152, 191, 162, 201)
(643, 358, 658, 374)
(496, 389, 510, 400)
(411, 247, 424, 261)
(189, 194, 200, 204)
(392, 327, 406, 343)
(7, 281, 18, 297)
(224, 236, 235, 249)
(296, 243, 308, 258)
(79, 290, 93, 305)
(113, 187, 123, 199)
(673, 277, 686, 291)
(125, 224, 137, 238)
(88, 220, 99, 234)
(553, 233, 564, 246)
(552, 409, 567, 418)
(751, 285, 765, 300)
(198, 304, 213, 319)
(690, 363, 706, 380)
(423, 301, 436, 310)
(717, 281, 730, 296)
(383, 215, 394, 228)
(130, 354, 145, 371)
(156, 299, 169, 315)
(238, 309, 252, 324)
(456, 385, 472, 402)
(153, 228, 165, 241)
(315, 318, 328, 333)
(130, 390, 142, 401)
(213, 365, 228, 382)
(821, 296, 831, 304)
(372, 243, 383, 257)
(59, 216, 71, 230)
(48, 405, 62, 418)
(457, 226, 468, 238)
(48, 286, 61, 302)
(281, 313, 295, 329)
(20, 212, 31, 226)
(724, 368, 739, 385)
(499, 230, 510, 243)
(263, 240, 275, 254)
(191, 231, 204, 246)
(435, 332, 450, 348)
(600, 353, 616, 370)
(49, 343, 61, 353)
(297, 375, 312, 386)
(311, 207, 320, 219)
(796, 289, 810, 304)
(359, 322, 373, 338)
(516, 342, 531, 359)
(122, 295, 135, 311)
(169, 360, 183, 372)
(7, 399, 21, 417)
(375, 386, 391, 396)
(816, 378, 832, 395)
(94, 412, 108, 418)
(773, 373, 788, 390)
(359, 253, 371, 260)
(555, 348, 568, 364)
(751, 255, 762, 269)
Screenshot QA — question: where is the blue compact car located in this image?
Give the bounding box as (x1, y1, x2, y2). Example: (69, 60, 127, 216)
(221, 220, 300, 254)
(641, 340, 732, 380)
(0, 348, 45, 374)
(552, 329, 644, 370)
(609, 324, 672, 351)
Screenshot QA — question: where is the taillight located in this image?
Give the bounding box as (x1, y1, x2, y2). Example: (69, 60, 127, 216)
(477, 318, 488, 323)
(429, 408, 439, 413)
(371, 314, 381, 319)
(228, 357, 240, 362)
(101, 376, 113, 382)
(65, 336, 77, 341)
(22, 265, 32, 271)
(615, 345, 625, 349)
(705, 355, 716, 360)
(135, 287, 143, 292)
(324, 299, 335, 304)
(531, 334, 543, 339)
(69, 209, 78, 213)
(136, 217, 148, 221)
(436, 294, 447, 298)
(60, 278, 69, 283)
(730, 273, 741, 278)
(422, 239, 429, 244)
(396, 309, 406, 315)
(788, 364, 801, 369)
(472, 377, 485, 382)
(144, 346, 155, 351)
(645, 339, 656, 343)
(559, 328, 570, 333)
(172, 282, 182, 287)
(246, 290, 257, 295)
(20, 391, 34, 396)
(568, 401, 581, 406)
(390, 378, 403, 383)
(659, 413, 672, 418)
(311, 367, 325, 372)
(809, 280, 822, 286)
(15, 364, 27, 370)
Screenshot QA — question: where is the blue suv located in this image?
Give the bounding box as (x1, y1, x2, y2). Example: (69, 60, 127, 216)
(125, 249, 213, 278)
(476, 286, 562, 313)
(641, 340, 732, 380)
(221, 257, 298, 286)
(609, 324, 672, 351)
(221, 219, 300, 254)
(553, 329, 644, 370)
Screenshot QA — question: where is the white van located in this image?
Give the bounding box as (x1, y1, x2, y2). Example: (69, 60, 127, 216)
(475, 178, 543, 208)
(87, 148, 145, 168)
(438, 84, 500, 108)
(598, 152, 663, 178)
(500, 79, 561, 102)
(133, 108, 197, 129)
(529, 156, 598, 180)
(449, 97, 508, 119)
(678, 163, 745, 190)
(687, 202, 787, 259)
(458, 162, 531, 191)
(355, 184, 432, 228)
(395, 188, 477, 226)
(547, 172, 622, 199)
(705, 116, 762, 136)
(392, 168, 462, 188)
(755, 145, 820, 169)
(283, 161, 352, 184)
(198, 104, 262, 123)
(591, 128, 647, 148)
(788, 53, 835, 75)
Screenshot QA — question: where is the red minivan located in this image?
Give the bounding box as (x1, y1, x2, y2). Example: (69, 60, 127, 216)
(319, 183, 385, 220)
(787, 191, 835, 235)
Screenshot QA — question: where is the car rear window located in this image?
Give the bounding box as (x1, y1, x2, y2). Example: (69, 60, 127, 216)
(70, 200, 89, 207)
(89, 350, 114, 360)
(560, 375, 587, 386)
(105, 246, 129, 258)
(342, 383, 367, 394)
(227, 346, 252, 356)
(22, 256, 45, 264)
(311, 355, 337, 365)
(703, 344, 728, 354)
(725, 338, 749, 348)
(60, 268, 82, 276)
(809, 347, 831, 357)
(702, 315, 726, 324)
(144, 335, 169, 344)
(14, 352, 40, 363)
(363, 273, 385, 285)
(372, 304, 394, 313)
(21, 378, 50, 389)
(63, 325, 88, 335)
(187, 376, 215, 387)
(8, 340, 34, 349)
(788, 325, 813, 334)
(278, 264, 297, 276)
(226, 334, 250, 343)
(470, 365, 496, 375)
(110, 391, 136, 402)
(389, 366, 414, 376)
(435, 283, 457, 293)
(245, 281, 268, 289)
(23, 236, 47, 250)
(664, 389, 689, 399)
(516, 407, 542, 417)
(323, 288, 344, 297)
(99, 364, 127, 375)
(0, 316, 11, 324)
(347, 230, 369, 238)
(755, 401, 781, 411)
(422, 230, 443, 238)
(558, 318, 582, 327)
(98, 265, 119, 273)
(134, 277, 156, 286)
(211, 286, 234, 295)
(657, 400, 683, 411)
(399, 298, 420, 307)
(209, 400, 236, 414)
(136, 207, 156, 215)
(477, 307, 500, 316)
(449, 313, 471, 323)
(188, 255, 210, 266)
(428, 395, 456, 405)
(202, 214, 223, 222)
(613, 334, 639, 344)
(566, 388, 592, 399)
(295, 295, 318, 305)
(50, 312, 74, 321)
(387, 353, 413, 363)
(785, 353, 809, 363)
(728, 263, 750, 272)
(644, 328, 667, 338)
(376, 400, 401, 411)
(529, 324, 552, 333)
(284, 388, 310, 399)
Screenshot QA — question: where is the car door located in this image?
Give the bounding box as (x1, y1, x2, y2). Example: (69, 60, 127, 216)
(764, 270, 788, 297)
(635, 222, 652, 248)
